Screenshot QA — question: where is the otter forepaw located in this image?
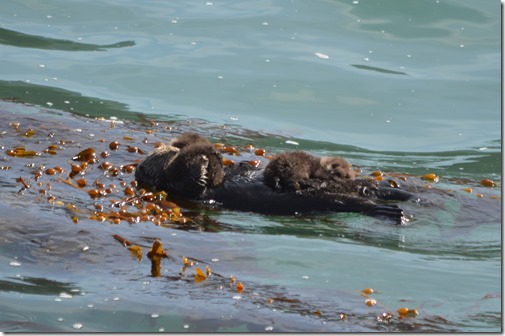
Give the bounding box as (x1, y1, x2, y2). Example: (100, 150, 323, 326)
(368, 204, 407, 225)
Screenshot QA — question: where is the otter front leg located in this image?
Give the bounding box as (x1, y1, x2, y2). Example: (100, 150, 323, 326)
(363, 203, 407, 225)
(338, 196, 407, 225)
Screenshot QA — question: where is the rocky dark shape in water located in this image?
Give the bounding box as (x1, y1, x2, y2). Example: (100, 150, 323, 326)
(135, 132, 414, 224)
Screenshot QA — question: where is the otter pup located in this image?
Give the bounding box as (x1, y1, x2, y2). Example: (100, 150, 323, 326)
(264, 151, 356, 192)
(135, 132, 224, 198)
(135, 133, 413, 224)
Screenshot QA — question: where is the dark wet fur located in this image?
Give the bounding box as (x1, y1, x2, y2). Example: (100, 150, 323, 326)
(136, 133, 415, 224)
(207, 169, 408, 224)
(135, 132, 224, 198)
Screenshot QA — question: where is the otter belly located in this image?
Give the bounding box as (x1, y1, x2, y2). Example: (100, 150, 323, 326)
(203, 170, 407, 224)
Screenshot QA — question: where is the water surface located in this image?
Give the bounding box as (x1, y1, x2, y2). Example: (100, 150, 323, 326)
(0, 0, 501, 332)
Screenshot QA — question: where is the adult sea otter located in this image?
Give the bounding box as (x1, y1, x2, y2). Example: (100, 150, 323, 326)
(135, 132, 413, 224)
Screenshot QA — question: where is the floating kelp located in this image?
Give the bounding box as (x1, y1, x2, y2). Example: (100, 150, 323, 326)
(6, 147, 40, 157)
(147, 240, 168, 277)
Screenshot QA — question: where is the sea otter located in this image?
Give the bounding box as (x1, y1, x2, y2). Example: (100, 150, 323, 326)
(135, 132, 414, 224)
(264, 151, 356, 192)
(134, 132, 224, 198)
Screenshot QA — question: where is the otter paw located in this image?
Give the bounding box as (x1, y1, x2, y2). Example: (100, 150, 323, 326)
(369, 204, 406, 225)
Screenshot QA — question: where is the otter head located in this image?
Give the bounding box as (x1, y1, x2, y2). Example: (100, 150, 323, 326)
(320, 156, 356, 179)
(170, 132, 210, 149)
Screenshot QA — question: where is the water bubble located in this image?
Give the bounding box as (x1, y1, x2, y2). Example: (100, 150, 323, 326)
(265, 326, 274, 331)
(59, 292, 73, 299)
(151, 313, 159, 318)
(72, 323, 83, 330)
(38, 64, 46, 68)
(9, 260, 21, 267)
(314, 52, 329, 59)
(232, 295, 242, 300)
(183, 324, 189, 329)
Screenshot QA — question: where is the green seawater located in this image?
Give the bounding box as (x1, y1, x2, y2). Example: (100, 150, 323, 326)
(0, 0, 501, 332)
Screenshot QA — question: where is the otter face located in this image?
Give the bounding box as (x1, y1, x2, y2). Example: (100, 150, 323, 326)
(135, 132, 225, 198)
(320, 156, 356, 179)
(169, 142, 225, 192)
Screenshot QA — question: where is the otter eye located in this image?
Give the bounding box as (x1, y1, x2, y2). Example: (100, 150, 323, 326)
(331, 163, 341, 169)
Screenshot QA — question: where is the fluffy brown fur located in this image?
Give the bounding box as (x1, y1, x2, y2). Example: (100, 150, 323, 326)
(264, 151, 356, 192)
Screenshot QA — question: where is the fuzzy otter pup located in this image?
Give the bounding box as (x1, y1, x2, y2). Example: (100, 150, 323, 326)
(135, 132, 414, 224)
(264, 151, 356, 192)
